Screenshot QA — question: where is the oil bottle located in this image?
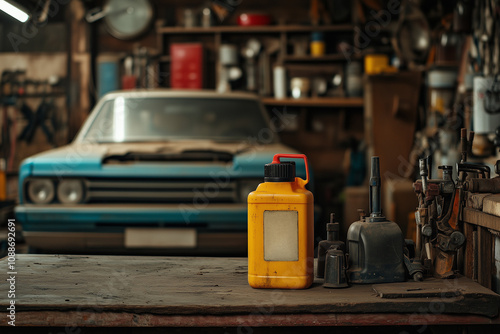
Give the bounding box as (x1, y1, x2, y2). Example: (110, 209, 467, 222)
(248, 153, 314, 289)
(316, 213, 345, 278)
(347, 156, 406, 284)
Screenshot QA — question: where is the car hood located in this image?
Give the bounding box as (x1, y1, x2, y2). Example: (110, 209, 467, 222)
(21, 141, 302, 178)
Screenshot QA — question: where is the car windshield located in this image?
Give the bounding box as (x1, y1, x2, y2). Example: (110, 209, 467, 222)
(81, 97, 273, 143)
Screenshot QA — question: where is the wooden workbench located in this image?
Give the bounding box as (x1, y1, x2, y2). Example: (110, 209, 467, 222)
(1, 255, 499, 328)
(464, 192, 500, 291)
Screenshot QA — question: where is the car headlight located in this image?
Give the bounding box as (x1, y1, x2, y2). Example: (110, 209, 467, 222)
(57, 179, 85, 204)
(27, 179, 55, 204)
(239, 179, 262, 202)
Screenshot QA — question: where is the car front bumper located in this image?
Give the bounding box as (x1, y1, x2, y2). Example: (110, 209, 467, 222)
(15, 203, 248, 253)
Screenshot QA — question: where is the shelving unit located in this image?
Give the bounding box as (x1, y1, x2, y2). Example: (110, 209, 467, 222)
(261, 97, 363, 108)
(155, 21, 364, 177)
(156, 23, 358, 95)
(156, 24, 354, 34)
(282, 54, 349, 62)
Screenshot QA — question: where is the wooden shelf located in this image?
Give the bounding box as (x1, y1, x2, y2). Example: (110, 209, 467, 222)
(159, 55, 171, 62)
(261, 97, 364, 108)
(283, 54, 348, 62)
(157, 24, 354, 34)
(431, 61, 460, 68)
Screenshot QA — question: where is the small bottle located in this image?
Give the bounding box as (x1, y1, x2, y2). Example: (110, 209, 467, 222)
(317, 213, 345, 278)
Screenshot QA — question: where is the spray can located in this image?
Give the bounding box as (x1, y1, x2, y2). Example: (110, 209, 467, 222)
(248, 154, 314, 289)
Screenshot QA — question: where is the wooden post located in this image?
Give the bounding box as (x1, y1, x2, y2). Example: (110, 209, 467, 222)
(66, 0, 91, 141)
(214, 32, 221, 90)
(463, 222, 475, 279)
(478, 226, 492, 289)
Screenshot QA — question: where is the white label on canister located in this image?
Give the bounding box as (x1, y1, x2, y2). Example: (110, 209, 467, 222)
(263, 210, 298, 261)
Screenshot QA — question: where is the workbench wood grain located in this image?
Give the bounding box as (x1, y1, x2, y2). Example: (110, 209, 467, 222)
(1, 255, 499, 327)
(467, 193, 500, 229)
(467, 192, 494, 210)
(464, 207, 500, 231)
(483, 195, 500, 222)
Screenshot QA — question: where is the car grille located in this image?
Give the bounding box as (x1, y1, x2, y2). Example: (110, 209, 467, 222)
(85, 178, 238, 204)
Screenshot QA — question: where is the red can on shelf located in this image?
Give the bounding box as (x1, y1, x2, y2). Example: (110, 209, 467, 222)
(237, 13, 272, 26)
(170, 43, 204, 89)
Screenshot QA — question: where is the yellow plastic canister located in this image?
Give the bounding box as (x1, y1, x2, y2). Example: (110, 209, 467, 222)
(248, 154, 314, 289)
(364, 54, 389, 74)
(310, 41, 325, 56)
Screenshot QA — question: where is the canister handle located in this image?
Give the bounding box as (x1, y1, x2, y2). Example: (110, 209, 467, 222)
(272, 154, 309, 185)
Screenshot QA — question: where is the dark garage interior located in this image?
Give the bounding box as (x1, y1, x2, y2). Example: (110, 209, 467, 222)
(0, 0, 500, 332)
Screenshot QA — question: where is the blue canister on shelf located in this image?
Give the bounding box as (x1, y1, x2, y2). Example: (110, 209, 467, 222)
(311, 31, 324, 41)
(310, 32, 325, 56)
(97, 54, 119, 98)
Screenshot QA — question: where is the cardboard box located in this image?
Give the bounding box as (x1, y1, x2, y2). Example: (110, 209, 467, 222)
(383, 178, 418, 238)
(343, 186, 369, 242)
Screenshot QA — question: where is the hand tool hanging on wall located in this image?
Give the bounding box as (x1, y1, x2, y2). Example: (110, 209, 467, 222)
(1, 104, 12, 170)
(18, 103, 55, 145)
(1, 70, 25, 171)
(18, 81, 55, 146)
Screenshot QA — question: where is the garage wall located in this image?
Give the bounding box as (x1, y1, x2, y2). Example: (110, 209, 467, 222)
(0, 52, 68, 169)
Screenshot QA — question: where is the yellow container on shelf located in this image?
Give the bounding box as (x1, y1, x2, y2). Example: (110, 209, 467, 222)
(248, 154, 314, 289)
(310, 41, 325, 56)
(364, 54, 389, 74)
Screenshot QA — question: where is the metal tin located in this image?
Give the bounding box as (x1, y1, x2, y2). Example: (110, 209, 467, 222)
(323, 248, 348, 288)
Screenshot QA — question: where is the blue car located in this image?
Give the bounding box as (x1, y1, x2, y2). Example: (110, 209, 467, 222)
(15, 90, 308, 254)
